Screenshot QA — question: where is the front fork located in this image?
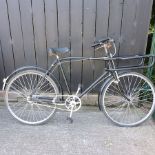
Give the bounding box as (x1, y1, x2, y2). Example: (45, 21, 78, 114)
(108, 54, 120, 83)
(104, 45, 119, 83)
(108, 54, 131, 101)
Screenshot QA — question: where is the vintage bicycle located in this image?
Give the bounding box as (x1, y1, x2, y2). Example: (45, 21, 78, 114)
(3, 38, 155, 127)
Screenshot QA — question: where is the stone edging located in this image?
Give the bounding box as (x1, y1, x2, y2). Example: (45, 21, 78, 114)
(0, 91, 98, 106)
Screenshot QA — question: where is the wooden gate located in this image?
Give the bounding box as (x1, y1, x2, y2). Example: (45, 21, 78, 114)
(0, 0, 153, 91)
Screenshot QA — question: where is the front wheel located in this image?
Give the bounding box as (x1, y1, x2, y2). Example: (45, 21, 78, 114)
(100, 72, 155, 127)
(5, 69, 59, 125)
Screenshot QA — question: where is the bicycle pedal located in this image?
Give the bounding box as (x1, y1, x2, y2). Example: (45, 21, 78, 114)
(67, 117, 73, 124)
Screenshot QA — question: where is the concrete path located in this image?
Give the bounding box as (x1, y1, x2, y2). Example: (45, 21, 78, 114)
(0, 105, 155, 155)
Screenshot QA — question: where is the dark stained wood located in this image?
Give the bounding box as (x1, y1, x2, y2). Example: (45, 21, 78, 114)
(94, 0, 109, 87)
(70, 0, 83, 91)
(7, 0, 25, 68)
(45, 0, 58, 67)
(0, 0, 153, 90)
(119, 0, 138, 56)
(108, 0, 124, 52)
(45, 0, 59, 82)
(82, 0, 96, 90)
(19, 0, 36, 66)
(0, 41, 5, 88)
(32, 0, 47, 69)
(57, 0, 70, 92)
(118, 0, 153, 68)
(108, 0, 124, 70)
(0, 0, 15, 75)
(134, 0, 153, 53)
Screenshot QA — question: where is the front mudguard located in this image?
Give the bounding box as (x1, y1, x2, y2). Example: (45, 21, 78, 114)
(2, 66, 62, 93)
(98, 71, 127, 111)
(98, 77, 112, 111)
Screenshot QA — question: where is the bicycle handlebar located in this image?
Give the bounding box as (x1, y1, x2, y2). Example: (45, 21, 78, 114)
(91, 37, 116, 57)
(91, 37, 111, 47)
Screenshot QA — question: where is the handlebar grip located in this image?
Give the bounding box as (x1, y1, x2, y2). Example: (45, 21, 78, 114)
(91, 42, 101, 47)
(91, 38, 112, 47)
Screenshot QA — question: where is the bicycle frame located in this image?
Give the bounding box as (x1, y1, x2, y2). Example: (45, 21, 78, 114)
(43, 55, 116, 99)
(32, 51, 155, 100)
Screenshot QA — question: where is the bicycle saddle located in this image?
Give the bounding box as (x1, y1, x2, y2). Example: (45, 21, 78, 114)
(48, 47, 70, 56)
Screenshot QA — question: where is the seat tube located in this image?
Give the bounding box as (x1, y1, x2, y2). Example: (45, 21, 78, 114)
(58, 58, 71, 94)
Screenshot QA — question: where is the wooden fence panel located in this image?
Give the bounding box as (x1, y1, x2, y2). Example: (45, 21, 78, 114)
(135, 0, 153, 52)
(7, 0, 25, 68)
(119, 0, 139, 57)
(94, 0, 109, 90)
(108, 0, 124, 53)
(82, 0, 96, 90)
(32, 0, 47, 69)
(0, 41, 5, 88)
(45, 0, 59, 83)
(70, 0, 83, 91)
(57, 0, 70, 92)
(119, 0, 153, 67)
(0, 0, 153, 91)
(19, 0, 36, 66)
(45, 0, 58, 68)
(0, 0, 15, 75)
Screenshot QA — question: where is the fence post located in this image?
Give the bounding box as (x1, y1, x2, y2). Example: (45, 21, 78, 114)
(147, 29, 155, 78)
(147, 26, 155, 119)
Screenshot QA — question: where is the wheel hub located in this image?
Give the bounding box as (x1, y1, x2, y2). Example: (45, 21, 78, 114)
(27, 96, 34, 104)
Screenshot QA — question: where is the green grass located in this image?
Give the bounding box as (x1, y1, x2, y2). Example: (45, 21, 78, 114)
(149, 0, 155, 33)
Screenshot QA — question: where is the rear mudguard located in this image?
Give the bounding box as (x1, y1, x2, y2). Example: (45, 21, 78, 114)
(2, 66, 62, 93)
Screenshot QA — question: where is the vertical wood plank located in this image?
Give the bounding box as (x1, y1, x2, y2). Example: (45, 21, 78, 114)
(94, 0, 109, 84)
(108, 0, 124, 71)
(32, 0, 47, 69)
(108, 0, 124, 52)
(134, 0, 153, 52)
(119, 0, 138, 56)
(45, 0, 60, 88)
(82, 0, 96, 90)
(119, 0, 153, 67)
(0, 41, 5, 88)
(45, 0, 58, 67)
(57, 0, 70, 92)
(0, 0, 14, 75)
(70, 0, 83, 91)
(19, 0, 36, 66)
(7, 0, 25, 68)
(118, 0, 139, 67)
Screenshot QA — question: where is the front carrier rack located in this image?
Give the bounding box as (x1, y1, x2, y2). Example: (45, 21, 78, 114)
(105, 54, 155, 71)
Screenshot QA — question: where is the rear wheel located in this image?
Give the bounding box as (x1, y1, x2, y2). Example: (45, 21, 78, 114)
(5, 70, 59, 125)
(100, 72, 155, 127)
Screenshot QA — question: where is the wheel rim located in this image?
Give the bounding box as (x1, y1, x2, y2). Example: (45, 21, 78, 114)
(5, 71, 58, 124)
(102, 73, 155, 126)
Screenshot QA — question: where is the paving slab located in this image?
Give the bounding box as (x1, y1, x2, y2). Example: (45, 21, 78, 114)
(0, 105, 155, 155)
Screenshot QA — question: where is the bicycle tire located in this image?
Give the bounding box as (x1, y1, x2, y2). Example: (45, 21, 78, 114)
(5, 69, 59, 125)
(100, 72, 155, 127)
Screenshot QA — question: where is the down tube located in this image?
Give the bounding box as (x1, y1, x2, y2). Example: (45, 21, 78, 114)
(78, 72, 110, 98)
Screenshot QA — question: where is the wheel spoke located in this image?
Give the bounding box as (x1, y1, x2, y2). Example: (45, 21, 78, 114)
(102, 73, 155, 126)
(6, 70, 59, 125)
